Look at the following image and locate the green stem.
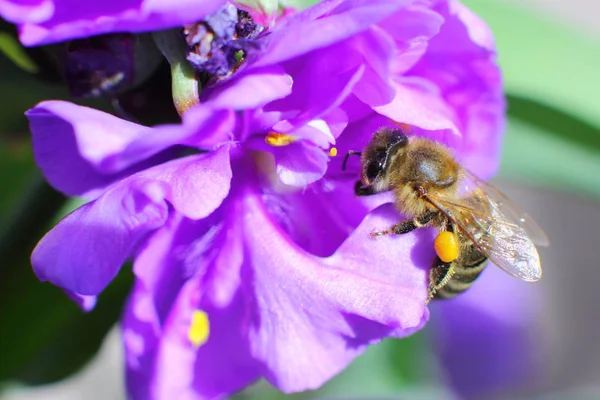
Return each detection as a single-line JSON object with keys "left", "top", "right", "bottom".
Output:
{"left": 152, "top": 30, "right": 200, "bottom": 116}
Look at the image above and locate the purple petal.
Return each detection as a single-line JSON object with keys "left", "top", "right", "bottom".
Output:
{"left": 28, "top": 101, "right": 153, "bottom": 197}
{"left": 150, "top": 276, "right": 260, "bottom": 400}
{"left": 430, "top": 267, "right": 543, "bottom": 399}
{"left": 124, "top": 215, "right": 189, "bottom": 400}
{"left": 266, "top": 43, "right": 365, "bottom": 127}
{"left": 128, "top": 165, "right": 430, "bottom": 396}
{"left": 64, "top": 289, "right": 97, "bottom": 311}
{"left": 248, "top": 121, "right": 335, "bottom": 187}
{"left": 242, "top": 191, "right": 428, "bottom": 392}
{"left": 28, "top": 101, "right": 234, "bottom": 197}
{"left": 139, "top": 146, "right": 233, "bottom": 221}
{"left": 125, "top": 206, "right": 257, "bottom": 399}
{"left": 10, "top": 0, "right": 227, "bottom": 46}
{"left": 0, "top": 0, "right": 53, "bottom": 23}
{"left": 254, "top": 0, "right": 412, "bottom": 68}
{"left": 407, "top": 0, "right": 504, "bottom": 178}
{"left": 31, "top": 175, "right": 170, "bottom": 295}
{"left": 123, "top": 280, "right": 161, "bottom": 400}
{"left": 264, "top": 173, "right": 392, "bottom": 258}
{"left": 349, "top": 28, "right": 396, "bottom": 107}
{"left": 32, "top": 151, "right": 232, "bottom": 295}
{"left": 373, "top": 78, "right": 461, "bottom": 135}
{"left": 272, "top": 140, "right": 329, "bottom": 186}
{"left": 205, "top": 65, "right": 293, "bottom": 110}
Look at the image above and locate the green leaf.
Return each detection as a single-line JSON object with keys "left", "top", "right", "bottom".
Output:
{"left": 500, "top": 95, "right": 600, "bottom": 198}
{"left": 461, "top": 0, "right": 600, "bottom": 131}
{"left": 0, "top": 32, "right": 38, "bottom": 74}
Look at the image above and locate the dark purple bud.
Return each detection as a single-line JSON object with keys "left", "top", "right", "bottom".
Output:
{"left": 62, "top": 33, "right": 162, "bottom": 98}
{"left": 183, "top": 4, "right": 265, "bottom": 85}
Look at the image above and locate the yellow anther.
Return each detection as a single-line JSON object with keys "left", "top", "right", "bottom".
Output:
{"left": 265, "top": 132, "right": 296, "bottom": 146}
{"left": 188, "top": 310, "right": 210, "bottom": 348}
{"left": 434, "top": 231, "right": 460, "bottom": 263}
{"left": 329, "top": 147, "right": 338, "bottom": 157}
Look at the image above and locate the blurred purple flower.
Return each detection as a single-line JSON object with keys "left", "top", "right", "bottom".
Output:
{"left": 0, "top": 0, "right": 227, "bottom": 46}
{"left": 26, "top": 0, "right": 504, "bottom": 398}
{"left": 430, "top": 267, "right": 544, "bottom": 399}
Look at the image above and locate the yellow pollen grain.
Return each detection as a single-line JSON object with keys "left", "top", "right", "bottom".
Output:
{"left": 329, "top": 147, "right": 338, "bottom": 157}
{"left": 188, "top": 310, "right": 210, "bottom": 348}
{"left": 265, "top": 132, "right": 296, "bottom": 146}
{"left": 434, "top": 231, "right": 460, "bottom": 263}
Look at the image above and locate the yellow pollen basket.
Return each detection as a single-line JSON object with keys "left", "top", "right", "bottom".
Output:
{"left": 434, "top": 231, "right": 460, "bottom": 263}
{"left": 188, "top": 310, "right": 210, "bottom": 348}
{"left": 265, "top": 132, "right": 296, "bottom": 146}
{"left": 329, "top": 147, "right": 338, "bottom": 157}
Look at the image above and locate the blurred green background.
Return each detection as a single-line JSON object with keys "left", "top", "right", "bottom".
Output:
{"left": 1, "top": 0, "right": 600, "bottom": 399}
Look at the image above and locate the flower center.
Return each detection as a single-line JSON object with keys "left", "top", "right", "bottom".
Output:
{"left": 183, "top": 3, "right": 264, "bottom": 85}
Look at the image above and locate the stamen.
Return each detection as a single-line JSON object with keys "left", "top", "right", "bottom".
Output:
{"left": 329, "top": 147, "right": 338, "bottom": 157}
{"left": 183, "top": 4, "right": 264, "bottom": 84}
{"left": 265, "top": 132, "right": 296, "bottom": 146}
{"left": 188, "top": 310, "right": 210, "bottom": 348}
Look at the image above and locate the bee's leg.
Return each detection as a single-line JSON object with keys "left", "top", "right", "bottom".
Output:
{"left": 354, "top": 180, "right": 378, "bottom": 196}
{"left": 427, "top": 258, "right": 455, "bottom": 303}
{"left": 371, "top": 209, "right": 438, "bottom": 237}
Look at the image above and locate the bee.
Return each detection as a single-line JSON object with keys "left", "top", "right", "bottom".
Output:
{"left": 342, "top": 128, "right": 549, "bottom": 302}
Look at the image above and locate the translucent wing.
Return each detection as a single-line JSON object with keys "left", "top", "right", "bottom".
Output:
{"left": 462, "top": 171, "right": 550, "bottom": 247}
{"left": 426, "top": 170, "right": 546, "bottom": 282}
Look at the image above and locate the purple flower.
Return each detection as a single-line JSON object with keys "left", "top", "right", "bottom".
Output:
{"left": 430, "top": 267, "right": 543, "bottom": 399}
{"left": 26, "top": 0, "right": 504, "bottom": 398}
{"left": 0, "top": 0, "right": 227, "bottom": 46}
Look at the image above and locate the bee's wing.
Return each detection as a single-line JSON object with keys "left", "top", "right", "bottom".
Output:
{"left": 426, "top": 171, "right": 546, "bottom": 282}
{"left": 463, "top": 171, "right": 550, "bottom": 247}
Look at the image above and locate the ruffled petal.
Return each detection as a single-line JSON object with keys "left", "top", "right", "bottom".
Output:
{"left": 267, "top": 43, "right": 365, "bottom": 127}
{"left": 272, "top": 140, "right": 329, "bottom": 186}
{"left": 31, "top": 175, "right": 170, "bottom": 295}
{"left": 28, "top": 101, "right": 234, "bottom": 197}
{"left": 125, "top": 168, "right": 429, "bottom": 396}
{"left": 126, "top": 202, "right": 257, "bottom": 400}
{"left": 373, "top": 78, "right": 461, "bottom": 136}
{"left": 32, "top": 151, "right": 232, "bottom": 295}
{"left": 28, "top": 100, "right": 153, "bottom": 197}
{"left": 150, "top": 276, "right": 260, "bottom": 400}
{"left": 254, "top": 0, "right": 411, "bottom": 68}
{"left": 124, "top": 214, "right": 191, "bottom": 400}
{"left": 11, "top": 0, "right": 227, "bottom": 46}
{"left": 205, "top": 65, "right": 293, "bottom": 110}
{"left": 249, "top": 121, "right": 336, "bottom": 187}
{"left": 407, "top": 0, "right": 505, "bottom": 178}
{"left": 0, "top": 0, "right": 53, "bottom": 24}
{"left": 242, "top": 191, "right": 429, "bottom": 392}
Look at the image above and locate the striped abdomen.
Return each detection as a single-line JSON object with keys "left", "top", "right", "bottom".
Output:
{"left": 431, "top": 242, "right": 488, "bottom": 299}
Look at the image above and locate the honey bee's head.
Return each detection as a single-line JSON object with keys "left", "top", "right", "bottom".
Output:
{"left": 360, "top": 128, "right": 409, "bottom": 189}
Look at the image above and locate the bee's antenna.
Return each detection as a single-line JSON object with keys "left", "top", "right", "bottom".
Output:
{"left": 342, "top": 151, "right": 361, "bottom": 171}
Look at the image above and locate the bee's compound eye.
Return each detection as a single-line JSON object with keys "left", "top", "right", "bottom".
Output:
{"left": 366, "top": 150, "right": 387, "bottom": 180}
{"left": 434, "top": 231, "right": 459, "bottom": 263}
